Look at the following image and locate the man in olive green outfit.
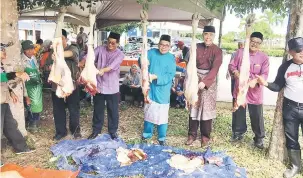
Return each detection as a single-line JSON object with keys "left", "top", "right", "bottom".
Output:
{"left": 21, "top": 40, "right": 43, "bottom": 133}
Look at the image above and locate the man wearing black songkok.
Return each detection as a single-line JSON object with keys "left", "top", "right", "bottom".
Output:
{"left": 139, "top": 34, "right": 176, "bottom": 146}
{"left": 185, "top": 25, "right": 223, "bottom": 147}
{"left": 108, "top": 32, "right": 121, "bottom": 42}
{"left": 85, "top": 31, "right": 125, "bottom": 140}
{"left": 229, "top": 31, "right": 270, "bottom": 150}
{"left": 51, "top": 29, "right": 81, "bottom": 140}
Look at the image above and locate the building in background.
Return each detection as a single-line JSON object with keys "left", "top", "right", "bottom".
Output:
{"left": 19, "top": 20, "right": 57, "bottom": 42}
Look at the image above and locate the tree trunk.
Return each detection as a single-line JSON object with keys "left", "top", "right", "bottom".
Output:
{"left": 218, "top": 6, "right": 226, "bottom": 48}
{"left": 1, "top": 0, "right": 27, "bottom": 136}
{"left": 218, "top": 20, "right": 223, "bottom": 48}
{"left": 267, "top": 0, "right": 303, "bottom": 162}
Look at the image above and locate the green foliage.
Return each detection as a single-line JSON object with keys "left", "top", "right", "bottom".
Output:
{"left": 260, "top": 10, "right": 285, "bottom": 26}
{"left": 239, "top": 21, "right": 274, "bottom": 39}
{"left": 221, "top": 43, "right": 238, "bottom": 53}
{"left": 102, "top": 22, "right": 140, "bottom": 35}
{"left": 262, "top": 48, "right": 284, "bottom": 57}
{"left": 136, "top": 0, "right": 159, "bottom": 11}
{"left": 253, "top": 21, "right": 273, "bottom": 39}
{"left": 196, "top": 34, "right": 203, "bottom": 41}
{"left": 221, "top": 43, "right": 284, "bottom": 57}
{"left": 222, "top": 32, "right": 237, "bottom": 43}
{"left": 206, "top": 0, "right": 289, "bottom": 17}
{"left": 18, "top": 0, "right": 99, "bottom": 11}
{"left": 238, "top": 18, "right": 281, "bottom": 40}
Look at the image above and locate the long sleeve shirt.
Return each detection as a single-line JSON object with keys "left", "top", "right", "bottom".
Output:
{"left": 139, "top": 48, "right": 176, "bottom": 104}
{"left": 94, "top": 46, "right": 124, "bottom": 94}
{"left": 267, "top": 59, "right": 303, "bottom": 103}
{"left": 1, "top": 63, "right": 16, "bottom": 104}
{"left": 227, "top": 51, "right": 237, "bottom": 78}
{"left": 123, "top": 71, "right": 141, "bottom": 86}
{"left": 229, "top": 49, "right": 270, "bottom": 105}
{"left": 0, "top": 72, "right": 16, "bottom": 82}
{"left": 196, "top": 43, "right": 223, "bottom": 88}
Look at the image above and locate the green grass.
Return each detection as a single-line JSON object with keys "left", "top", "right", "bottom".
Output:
{"left": 2, "top": 92, "right": 303, "bottom": 178}
{"left": 67, "top": 155, "right": 76, "bottom": 165}
{"left": 222, "top": 43, "right": 284, "bottom": 57}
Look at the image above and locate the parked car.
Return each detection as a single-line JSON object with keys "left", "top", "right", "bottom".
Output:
{"left": 128, "top": 37, "right": 138, "bottom": 43}
{"left": 135, "top": 37, "right": 158, "bottom": 47}
{"left": 173, "top": 37, "right": 202, "bottom": 48}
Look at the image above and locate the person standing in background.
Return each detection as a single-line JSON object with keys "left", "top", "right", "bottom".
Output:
{"left": 21, "top": 40, "right": 43, "bottom": 133}
{"left": 120, "top": 64, "right": 144, "bottom": 107}
{"left": 177, "top": 41, "right": 190, "bottom": 63}
{"left": 77, "top": 27, "right": 88, "bottom": 45}
{"left": 226, "top": 40, "right": 244, "bottom": 96}
{"left": 39, "top": 40, "right": 52, "bottom": 88}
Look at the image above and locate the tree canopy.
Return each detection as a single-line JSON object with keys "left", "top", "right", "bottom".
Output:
{"left": 261, "top": 10, "right": 285, "bottom": 26}
{"left": 206, "top": 0, "right": 289, "bottom": 17}
{"left": 102, "top": 22, "right": 140, "bottom": 35}
{"left": 17, "top": 0, "right": 99, "bottom": 11}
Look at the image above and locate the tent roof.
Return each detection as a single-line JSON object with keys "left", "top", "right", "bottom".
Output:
{"left": 19, "top": 0, "right": 223, "bottom": 29}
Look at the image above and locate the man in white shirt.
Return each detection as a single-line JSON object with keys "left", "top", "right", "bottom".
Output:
{"left": 257, "top": 37, "right": 303, "bottom": 178}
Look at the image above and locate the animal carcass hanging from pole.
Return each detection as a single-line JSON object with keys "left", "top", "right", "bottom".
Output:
{"left": 184, "top": 13, "right": 201, "bottom": 106}
{"left": 233, "top": 14, "right": 256, "bottom": 111}
{"left": 78, "top": 8, "right": 99, "bottom": 96}
{"left": 48, "top": 7, "right": 74, "bottom": 99}
{"left": 140, "top": 10, "right": 151, "bottom": 104}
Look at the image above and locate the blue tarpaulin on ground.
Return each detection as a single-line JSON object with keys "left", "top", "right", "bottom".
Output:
{"left": 51, "top": 134, "right": 246, "bottom": 178}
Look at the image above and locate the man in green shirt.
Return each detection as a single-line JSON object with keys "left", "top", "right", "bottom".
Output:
{"left": 21, "top": 40, "right": 43, "bottom": 133}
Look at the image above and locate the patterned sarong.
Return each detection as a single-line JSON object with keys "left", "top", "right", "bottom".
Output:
{"left": 189, "top": 69, "right": 217, "bottom": 121}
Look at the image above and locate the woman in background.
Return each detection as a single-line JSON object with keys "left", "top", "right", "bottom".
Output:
{"left": 120, "top": 64, "right": 144, "bottom": 107}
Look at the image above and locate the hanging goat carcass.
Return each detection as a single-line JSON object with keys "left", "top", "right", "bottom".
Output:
{"left": 233, "top": 14, "right": 256, "bottom": 111}
{"left": 78, "top": 10, "right": 99, "bottom": 96}
{"left": 184, "top": 13, "right": 200, "bottom": 106}
{"left": 48, "top": 9, "right": 74, "bottom": 98}
{"left": 140, "top": 10, "right": 151, "bottom": 104}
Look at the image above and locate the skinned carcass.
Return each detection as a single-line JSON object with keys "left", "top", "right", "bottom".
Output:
{"left": 233, "top": 14, "right": 256, "bottom": 111}
{"left": 184, "top": 13, "right": 200, "bottom": 106}
{"left": 78, "top": 9, "right": 99, "bottom": 96}
{"left": 48, "top": 8, "right": 74, "bottom": 98}
{"left": 140, "top": 10, "right": 151, "bottom": 104}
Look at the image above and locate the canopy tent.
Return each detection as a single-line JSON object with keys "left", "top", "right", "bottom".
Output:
{"left": 19, "top": 0, "right": 223, "bottom": 29}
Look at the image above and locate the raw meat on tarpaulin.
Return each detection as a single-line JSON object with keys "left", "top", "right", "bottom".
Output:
{"left": 234, "top": 14, "right": 256, "bottom": 111}
{"left": 184, "top": 13, "right": 200, "bottom": 106}
{"left": 78, "top": 11, "right": 99, "bottom": 96}
{"left": 48, "top": 9, "right": 74, "bottom": 99}
{"left": 140, "top": 10, "right": 151, "bottom": 104}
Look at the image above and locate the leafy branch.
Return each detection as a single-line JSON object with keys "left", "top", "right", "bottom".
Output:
{"left": 206, "top": 0, "right": 290, "bottom": 17}
{"left": 102, "top": 22, "right": 140, "bottom": 34}
{"left": 136, "top": 0, "right": 158, "bottom": 11}
{"left": 18, "top": 0, "right": 100, "bottom": 11}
